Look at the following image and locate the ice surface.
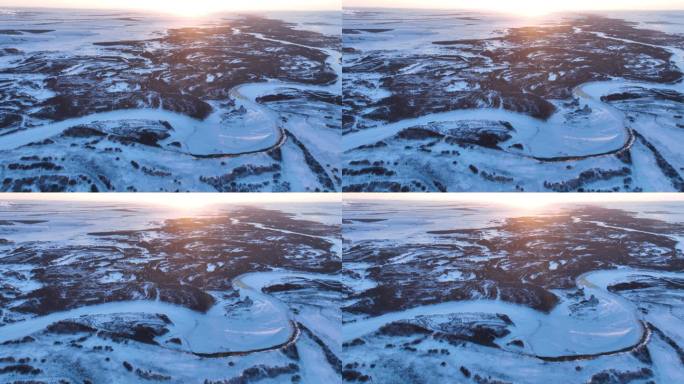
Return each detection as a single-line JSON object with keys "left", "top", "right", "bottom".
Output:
{"left": 0, "top": 9, "right": 342, "bottom": 192}
{"left": 342, "top": 9, "right": 684, "bottom": 192}
{"left": 0, "top": 199, "right": 342, "bottom": 383}
{"left": 342, "top": 198, "right": 684, "bottom": 383}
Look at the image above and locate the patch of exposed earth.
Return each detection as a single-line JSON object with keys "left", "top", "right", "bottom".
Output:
{"left": 342, "top": 201, "right": 684, "bottom": 383}
{"left": 0, "top": 13, "right": 341, "bottom": 192}
{"left": 343, "top": 12, "right": 684, "bottom": 192}
{"left": 0, "top": 204, "right": 342, "bottom": 383}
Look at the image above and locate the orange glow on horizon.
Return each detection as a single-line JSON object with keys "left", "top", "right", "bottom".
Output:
{"left": 346, "top": 193, "right": 684, "bottom": 212}
{"left": 343, "top": 0, "right": 684, "bottom": 17}
{"left": 0, "top": 193, "right": 341, "bottom": 211}
{"left": 2, "top": 193, "right": 679, "bottom": 211}
{"left": 0, "top": 0, "right": 341, "bottom": 17}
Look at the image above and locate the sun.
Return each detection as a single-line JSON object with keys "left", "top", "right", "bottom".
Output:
{"left": 163, "top": 3, "right": 217, "bottom": 17}
{"left": 476, "top": 0, "right": 564, "bottom": 17}
{"left": 0, "top": 193, "right": 340, "bottom": 211}
{"left": 73, "top": 0, "right": 340, "bottom": 17}
{"left": 347, "top": 193, "right": 684, "bottom": 213}
{"left": 128, "top": 0, "right": 223, "bottom": 17}
{"left": 346, "top": 0, "right": 684, "bottom": 16}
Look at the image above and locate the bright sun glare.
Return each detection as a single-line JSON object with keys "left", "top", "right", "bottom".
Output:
{"left": 7, "top": 0, "right": 341, "bottom": 17}
{"left": 110, "top": 0, "right": 253, "bottom": 17}
{"left": 350, "top": 193, "right": 684, "bottom": 212}
{"left": 158, "top": 2, "right": 217, "bottom": 17}
{"left": 477, "top": 0, "right": 562, "bottom": 17}
{"left": 0, "top": 193, "right": 340, "bottom": 212}
{"left": 435, "top": 0, "right": 669, "bottom": 17}
{"left": 343, "top": 0, "right": 684, "bottom": 17}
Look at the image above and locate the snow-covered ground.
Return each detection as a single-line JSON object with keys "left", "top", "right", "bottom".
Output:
{"left": 342, "top": 198, "right": 684, "bottom": 383}
{"left": 0, "top": 198, "right": 341, "bottom": 383}
{"left": 1, "top": 197, "right": 683, "bottom": 382}
{"left": 0, "top": 9, "right": 342, "bottom": 192}
{"left": 342, "top": 10, "right": 684, "bottom": 192}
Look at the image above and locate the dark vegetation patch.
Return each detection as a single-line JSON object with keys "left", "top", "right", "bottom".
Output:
{"left": 344, "top": 206, "right": 684, "bottom": 316}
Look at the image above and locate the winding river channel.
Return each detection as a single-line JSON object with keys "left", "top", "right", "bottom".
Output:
{"left": 343, "top": 268, "right": 683, "bottom": 360}
{"left": 0, "top": 29, "right": 341, "bottom": 158}
{"left": 343, "top": 30, "right": 684, "bottom": 162}
{"left": 0, "top": 270, "right": 338, "bottom": 357}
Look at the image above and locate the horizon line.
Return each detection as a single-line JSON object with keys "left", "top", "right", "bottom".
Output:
{"left": 343, "top": 6, "right": 684, "bottom": 12}
{"left": 0, "top": 193, "right": 341, "bottom": 206}
{"left": 0, "top": 5, "right": 340, "bottom": 14}
{"left": 3, "top": 5, "right": 682, "bottom": 14}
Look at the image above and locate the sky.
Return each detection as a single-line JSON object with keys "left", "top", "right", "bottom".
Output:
{"left": 1, "top": 193, "right": 680, "bottom": 211}
{"left": 348, "top": 193, "right": 684, "bottom": 210}
{"left": 0, "top": 193, "right": 341, "bottom": 210}
{"left": 2, "top": 0, "right": 681, "bottom": 16}
{"left": 344, "top": 0, "right": 684, "bottom": 15}
{"left": 0, "top": 0, "right": 341, "bottom": 15}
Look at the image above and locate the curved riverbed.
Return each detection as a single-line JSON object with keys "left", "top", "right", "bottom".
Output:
{"left": 343, "top": 269, "right": 683, "bottom": 359}
{"left": 343, "top": 31, "right": 684, "bottom": 161}
{"left": 0, "top": 31, "right": 341, "bottom": 157}
{"left": 0, "top": 270, "right": 337, "bottom": 356}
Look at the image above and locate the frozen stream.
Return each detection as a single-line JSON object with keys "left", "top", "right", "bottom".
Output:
{"left": 343, "top": 268, "right": 683, "bottom": 359}
{"left": 0, "top": 270, "right": 337, "bottom": 356}
{"left": 0, "top": 32, "right": 341, "bottom": 157}
{"left": 343, "top": 31, "right": 684, "bottom": 161}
